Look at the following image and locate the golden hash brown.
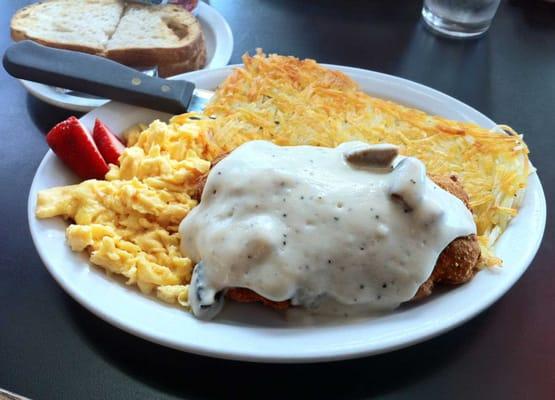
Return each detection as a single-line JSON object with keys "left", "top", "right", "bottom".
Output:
{"left": 200, "top": 51, "right": 530, "bottom": 266}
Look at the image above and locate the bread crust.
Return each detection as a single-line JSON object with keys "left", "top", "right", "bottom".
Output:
{"left": 10, "top": 31, "right": 102, "bottom": 55}
{"left": 156, "top": 45, "right": 206, "bottom": 77}
{"left": 105, "top": 29, "right": 205, "bottom": 69}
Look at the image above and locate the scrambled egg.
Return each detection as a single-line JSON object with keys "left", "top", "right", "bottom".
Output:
{"left": 36, "top": 117, "right": 216, "bottom": 307}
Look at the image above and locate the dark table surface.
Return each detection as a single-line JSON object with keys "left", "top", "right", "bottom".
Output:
{"left": 1, "top": 0, "right": 554, "bottom": 399}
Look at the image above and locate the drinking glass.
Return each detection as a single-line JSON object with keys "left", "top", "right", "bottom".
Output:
{"left": 422, "top": 0, "right": 502, "bottom": 38}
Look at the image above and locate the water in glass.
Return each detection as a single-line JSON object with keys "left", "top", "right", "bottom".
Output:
{"left": 422, "top": 0, "right": 501, "bottom": 38}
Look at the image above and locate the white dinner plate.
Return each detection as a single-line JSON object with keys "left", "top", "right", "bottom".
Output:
{"left": 28, "top": 64, "right": 546, "bottom": 363}
{"left": 19, "top": 1, "right": 233, "bottom": 112}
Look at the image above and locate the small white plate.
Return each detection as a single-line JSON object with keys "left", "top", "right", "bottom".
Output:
{"left": 19, "top": 2, "right": 233, "bottom": 112}
{"left": 28, "top": 65, "right": 546, "bottom": 363}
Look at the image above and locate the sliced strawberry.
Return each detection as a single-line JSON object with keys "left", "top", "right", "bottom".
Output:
{"left": 46, "top": 116, "right": 109, "bottom": 180}
{"left": 92, "top": 119, "right": 125, "bottom": 166}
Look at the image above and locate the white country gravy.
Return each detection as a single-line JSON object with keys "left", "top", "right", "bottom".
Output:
{"left": 179, "top": 141, "right": 476, "bottom": 319}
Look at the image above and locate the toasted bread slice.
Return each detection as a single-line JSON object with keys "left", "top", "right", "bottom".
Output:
{"left": 10, "top": 1, "right": 206, "bottom": 74}
{"left": 105, "top": 4, "right": 205, "bottom": 67}
{"left": 11, "top": 0, "right": 124, "bottom": 54}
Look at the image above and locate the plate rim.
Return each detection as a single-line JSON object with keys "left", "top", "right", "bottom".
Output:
{"left": 27, "top": 64, "right": 547, "bottom": 363}
{"left": 18, "top": 1, "right": 233, "bottom": 112}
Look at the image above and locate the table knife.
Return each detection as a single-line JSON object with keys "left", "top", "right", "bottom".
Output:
{"left": 2, "top": 40, "right": 212, "bottom": 113}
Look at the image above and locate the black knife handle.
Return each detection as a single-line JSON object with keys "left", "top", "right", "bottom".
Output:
{"left": 3, "top": 40, "right": 194, "bottom": 114}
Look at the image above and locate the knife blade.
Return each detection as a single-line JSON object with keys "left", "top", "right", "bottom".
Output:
{"left": 2, "top": 40, "right": 213, "bottom": 114}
